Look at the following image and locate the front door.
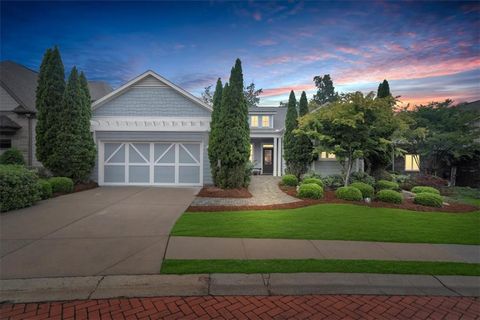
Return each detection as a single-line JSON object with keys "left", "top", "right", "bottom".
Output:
{"left": 262, "top": 147, "right": 273, "bottom": 174}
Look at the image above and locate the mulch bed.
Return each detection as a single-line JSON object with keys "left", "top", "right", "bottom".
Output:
{"left": 196, "top": 186, "right": 252, "bottom": 198}
{"left": 186, "top": 185, "right": 479, "bottom": 213}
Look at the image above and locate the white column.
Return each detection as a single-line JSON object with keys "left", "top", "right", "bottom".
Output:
{"left": 273, "top": 138, "right": 278, "bottom": 177}
{"left": 278, "top": 137, "right": 282, "bottom": 176}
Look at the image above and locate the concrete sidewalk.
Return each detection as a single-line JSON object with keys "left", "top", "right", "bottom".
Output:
{"left": 1, "top": 273, "right": 479, "bottom": 303}
{"left": 166, "top": 237, "right": 480, "bottom": 263}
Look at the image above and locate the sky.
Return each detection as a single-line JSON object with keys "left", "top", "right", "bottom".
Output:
{"left": 1, "top": 1, "right": 479, "bottom": 106}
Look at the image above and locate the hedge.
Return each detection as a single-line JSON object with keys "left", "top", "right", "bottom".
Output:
{"left": 335, "top": 186, "right": 362, "bottom": 201}
{"left": 0, "top": 165, "right": 40, "bottom": 212}
{"left": 301, "top": 177, "right": 323, "bottom": 188}
{"left": 350, "top": 182, "right": 374, "bottom": 199}
{"left": 0, "top": 148, "right": 25, "bottom": 165}
{"left": 298, "top": 183, "right": 323, "bottom": 199}
{"left": 414, "top": 192, "right": 443, "bottom": 207}
{"left": 38, "top": 179, "right": 53, "bottom": 200}
{"left": 376, "top": 180, "right": 400, "bottom": 191}
{"left": 376, "top": 189, "right": 403, "bottom": 204}
{"left": 411, "top": 186, "right": 440, "bottom": 195}
{"left": 281, "top": 174, "right": 298, "bottom": 187}
{"left": 49, "top": 177, "right": 74, "bottom": 193}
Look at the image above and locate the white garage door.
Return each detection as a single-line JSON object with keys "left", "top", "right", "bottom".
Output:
{"left": 100, "top": 142, "right": 203, "bottom": 186}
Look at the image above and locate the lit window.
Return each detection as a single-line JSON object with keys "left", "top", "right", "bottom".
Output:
{"left": 249, "top": 144, "right": 253, "bottom": 162}
{"left": 262, "top": 116, "right": 270, "bottom": 127}
{"left": 405, "top": 154, "right": 420, "bottom": 171}
{"left": 320, "top": 152, "right": 336, "bottom": 159}
{"left": 250, "top": 116, "right": 259, "bottom": 127}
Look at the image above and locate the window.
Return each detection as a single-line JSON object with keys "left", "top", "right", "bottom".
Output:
{"left": 262, "top": 116, "right": 271, "bottom": 128}
{"left": 249, "top": 144, "right": 253, "bottom": 162}
{"left": 320, "top": 152, "right": 336, "bottom": 159}
{"left": 405, "top": 154, "right": 420, "bottom": 171}
{"left": 250, "top": 116, "right": 259, "bottom": 127}
{"left": 0, "top": 139, "right": 12, "bottom": 150}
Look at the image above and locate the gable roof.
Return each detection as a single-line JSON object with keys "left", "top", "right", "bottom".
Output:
{"left": 92, "top": 70, "right": 212, "bottom": 112}
{"left": 0, "top": 60, "right": 113, "bottom": 113}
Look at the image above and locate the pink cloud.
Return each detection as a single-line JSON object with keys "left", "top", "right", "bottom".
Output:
{"left": 261, "top": 84, "right": 314, "bottom": 97}
{"left": 336, "top": 46, "right": 362, "bottom": 55}
{"left": 256, "top": 38, "right": 277, "bottom": 46}
{"left": 253, "top": 11, "right": 262, "bottom": 21}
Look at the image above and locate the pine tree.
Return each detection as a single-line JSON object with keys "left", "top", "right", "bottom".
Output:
{"left": 377, "top": 79, "right": 391, "bottom": 98}
{"left": 296, "top": 91, "right": 313, "bottom": 174}
{"left": 312, "top": 74, "right": 337, "bottom": 104}
{"left": 208, "top": 78, "right": 223, "bottom": 184}
{"left": 284, "top": 91, "right": 298, "bottom": 174}
{"left": 35, "top": 46, "right": 65, "bottom": 169}
{"left": 216, "top": 59, "right": 250, "bottom": 188}
{"left": 299, "top": 91, "right": 309, "bottom": 116}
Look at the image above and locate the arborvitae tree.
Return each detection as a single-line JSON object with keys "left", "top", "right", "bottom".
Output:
{"left": 377, "top": 79, "right": 391, "bottom": 98}
{"left": 299, "top": 91, "right": 309, "bottom": 117}
{"left": 296, "top": 91, "right": 313, "bottom": 175}
{"left": 312, "top": 74, "right": 337, "bottom": 104}
{"left": 283, "top": 91, "right": 298, "bottom": 174}
{"left": 216, "top": 59, "right": 250, "bottom": 188}
{"left": 208, "top": 78, "right": 223, "bottom": 184}
{"left": 35, "top": 46, "right": 65, "bottom": 169}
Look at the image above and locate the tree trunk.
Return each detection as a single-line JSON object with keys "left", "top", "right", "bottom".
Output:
{"left": 344, "top": 158, "right": 353, "bottom": 187}
{"left": 450, "top": 166, "right": 457, "bottom": 187}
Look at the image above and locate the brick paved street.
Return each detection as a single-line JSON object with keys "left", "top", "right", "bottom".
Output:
{"left": 1, "top": 295, "right": 479, "bottom": 320}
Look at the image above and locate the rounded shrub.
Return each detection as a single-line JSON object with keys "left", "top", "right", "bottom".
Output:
{"left": 301, "top": 177, "right": 323, "bottom": 188}
{"left": 376, "top": 189, "right": 403, "bottom": 204}
{"left": 335, "top": 186, "right": 363, "bottom": 201}
{"left": 0, "top": 165, "right": 40, "bottom": 212}
{"left": 281, "top": 174, "right": 298, "bottom": 187}
{"left": 376, "top": 180, "right": 399, "bottom": 191}
{"left": 350, "top": 182, "right": 374, "bottom": 199}
{"left": 414, "top": 192, "right": 443, "bottom": 207}
{"left": 323, "top": 174, "right": 344, "bottom": 189}
{"left": 350, "top": 172, "right": 375, "bottom": 186}
{"left": 0, "top": 148, "right": 25, "bottom": 165}
{"left": 298, "top": 183, "right": 324, "bottom": 199}
{"left": 49, "top": 177, "right": 74, "bottom": 194}
{"left": 37, "top": 179, "right": 53, "bottom": 200}
{"left": 411, "top": 186, "right": 440, "bottom": 195}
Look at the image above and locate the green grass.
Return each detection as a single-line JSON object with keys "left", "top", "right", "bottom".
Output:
{"left": 161, "top": 259, "right": 480, "bottom": 276}
{"left": 172, "top": 204, "right": 480, "bottom": 244}
{"left": 447, "top": 187, "right": 480, "bottom": 207}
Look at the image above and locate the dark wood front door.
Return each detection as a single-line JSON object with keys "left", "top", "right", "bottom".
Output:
{"left": 262, "top": 148, "right": 273, "bottom": 174}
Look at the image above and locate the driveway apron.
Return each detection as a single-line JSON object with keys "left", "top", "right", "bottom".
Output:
{"left": 0, "top": 186, "right": 198, "bottom": 279}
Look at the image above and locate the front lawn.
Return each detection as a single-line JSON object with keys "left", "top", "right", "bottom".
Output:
{"left": 447, "top": 187, "right": 480, "bottom": 207}
{"left": 161, "top": 259, "right": 480, "bottom": 276}
{"left": 171, "top": 204, "right": 480, "bottom": 244}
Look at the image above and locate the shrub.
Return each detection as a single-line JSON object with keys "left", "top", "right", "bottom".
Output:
{"left": 414, "top": 192, "right": 443, "bottom": 207}
{"left": 411, "top": 186, "right": 440, "bottom": 195}
{"left": 372, "top": 169, "right": 393, "bottom": 181}
{"left": 391, "top": 174, "right": 410, "bottom": 184}
{"left": 281, "top": 174, "right": 298, "bottom": 187}
{"left": 323, "top": 174, "right": 344, "bottom": 189}
{"left": 0, "top": 165, "right": 40, "bottom": 212}
{"left": 376, "top": 180, "right": 400, "bottom": 191}
{"left": 336, "top": 186, "right": 362, "bottom": 201}
{"left": 413, "top": 174, "right": 448, "bottom": 188}
{"left": 302, "top": 171, "right": 322, "bottom": 180}
{"left": 301, "top": 177, "right": 324, "bottom": 188}
{"left": 49, "top": 177, "right": 74, "bottom": 193}
{"left": 0, "top": 148, "right": 25, "bottom": 165}
{"left": 350, "top": 172, "right": 375, "bottom": 186}
{"left": 298, "top": 183, "right": 324, "bottom": 199}
{"left": 37, "top": 179, "right": 52, "bottom": 200}
{"left": 350, "top": 182, "right": 374, "bottom": 199}
{"left": 376, "top": 189, "right": 403, "bottom": 204}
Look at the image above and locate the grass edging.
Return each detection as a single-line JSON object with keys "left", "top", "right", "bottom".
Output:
{"left": 161, "top": 259, "right": 480, "bottom": 276}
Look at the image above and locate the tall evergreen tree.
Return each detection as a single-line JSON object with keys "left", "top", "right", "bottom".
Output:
{"left": 377, "top": 79, "right": 391, "bottom": 98}
{"left": 296, "top": 91, "right": 313, "bottom": 174}
{"left": 208, "top": 78, "right": 223, "bottom": 184}
{"left": 35, "top": 46, "right": 65, "bottom": 169}
{"left": 216, "top": 59, "right": 250, "bottom": 188}
{"left": 284, "top": 91, "right": 298, "bottom": 174}
{"left": 299, "top": 91, "right": 309, "bottom": 116}
{"left": 312, "top": 74, "right": 337, "bottom": 104}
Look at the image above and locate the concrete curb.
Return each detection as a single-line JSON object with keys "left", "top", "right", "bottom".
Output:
{"left": 1, "top": 273, "right": 479, "bottom": 303}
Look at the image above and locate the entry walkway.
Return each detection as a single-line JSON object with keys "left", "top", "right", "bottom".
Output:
{"left": 166, "top": 237, "right": 480, "bottom": 263}
{"left": 191, "top": 176, "right": 299, "bottom": 206}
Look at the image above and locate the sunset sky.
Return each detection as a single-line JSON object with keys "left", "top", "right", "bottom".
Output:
{"left": 1, "top": 1, "right": 479, "bottom": 106}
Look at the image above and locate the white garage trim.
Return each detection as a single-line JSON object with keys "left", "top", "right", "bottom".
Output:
{"left": 99, "top": 141, "right": 203, "bottom": 187}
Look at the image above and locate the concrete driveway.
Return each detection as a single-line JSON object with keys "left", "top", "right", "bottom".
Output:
{"left": 0, "top": 186, "right": 198, "bottom": 279}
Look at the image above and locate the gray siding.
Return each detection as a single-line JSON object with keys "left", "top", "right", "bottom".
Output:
{"left": 92, "top": 131, "right": 212, "bottom": 185}
{"left": 93, "top": 87, "right": 210, "bottom": 117}
{"left": 311, "top": 160, "right": 343, "bottom": 176}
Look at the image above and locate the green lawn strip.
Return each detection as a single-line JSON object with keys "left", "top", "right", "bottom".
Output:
{"left": 160, "top": 259, "right": 480, "bottom": 276}
{"left": 447, "top": 187, "right": 480, "bottom": 207}
{"left": 172, "top": 204, "right": 480, "bottom": 244}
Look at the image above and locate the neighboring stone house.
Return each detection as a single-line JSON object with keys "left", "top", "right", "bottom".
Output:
{"left": 0, "top": 61, "right": 112, "bottom": 166}
{"left": 90, "top": 70, "right": 357, "bottom": 187}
